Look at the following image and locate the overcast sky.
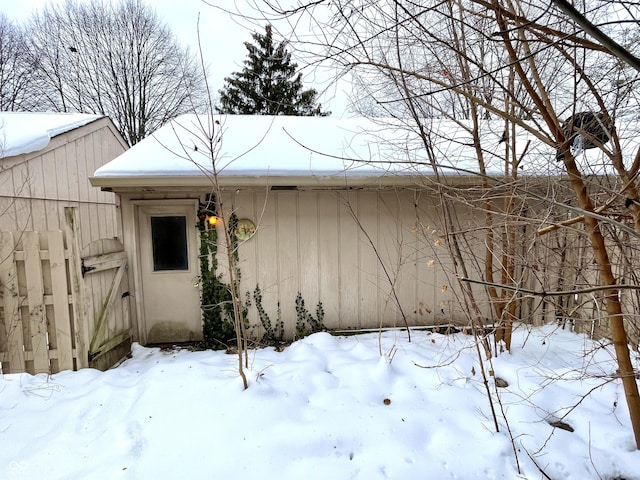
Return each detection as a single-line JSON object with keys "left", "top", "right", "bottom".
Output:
{"left": 1, "top": 0, "right": 349, "bottom": 115}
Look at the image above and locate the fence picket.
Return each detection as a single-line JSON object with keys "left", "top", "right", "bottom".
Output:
{"left": 0, "top": 232, "right": 25, "bottom": 373}
{"left": 65, "top": 207, "right": 89, "bottom": 369}
{"left": 48, "top": 231, "right": 74, "bottom": 371}
{"left": 23, "top": 232, "right": 49, "bottom": 374}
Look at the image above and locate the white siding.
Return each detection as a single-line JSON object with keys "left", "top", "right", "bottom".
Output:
{"left": 225, "top": 189, "right": 463, "bottom": 334}
{"left": 0, "top": 119, "right": 127, "bottom": 248}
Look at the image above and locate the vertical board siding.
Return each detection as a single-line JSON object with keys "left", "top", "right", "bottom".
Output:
{"left": 276, "top": 192, "right": 300, "bottom": 333}
{"left": 66, "top": 140, "right": 80, "bottom": 202}
{"left": 122, "top": 187, "right": 637, "bottom": 346}
{"left": 338, "top": 192, "right": 361, "bottom": 329}
{"left": 233, "top": 190, "right": 259, "bottom": 308}
{"left": 358, "top": 191, "right": 383, "bottom": 329}
{"left": 76, "top": 136, "right": 90, "bottom": 206}
{"left": 42, "top": 150, "right": 60, "bottom": 230}
{"left": 31, "top": 156, "right": 46, "bottom": 199}
{"left": 45, "top": 200, "right": 60, "bottom": 231}
{"left": 28, "top": 199, "right": 45, "bottom": 232}
{"left": 55, "top": 147, "right": 70, "bottom": 202}
{"left": 383, "top": 195, "right": 402, "bottom": 322}
{"left": 87, "top": 202, "right": 99, "bottom": 241}
{"left": 253, "top": 191, "right": 280, "bottom": 322}
{"left": 0, "top": 123, "right": 123, "bottom": 249}
{"left": 231, "top": 189, "right": 460, "bottom": 335}
{"left": 12, "top": 198, "right": 31, "bottom": 232}
{"left": 317, "top": 193, "right": 340, "bottom": 327}
{"left": 298, "top": 192, "right": 320, "bottom": 317}
{"left": 96, "top": 130, "right": 111, "bottom": 203}
{"left": 85, "top": 132, "right": 98, "bottom": 204}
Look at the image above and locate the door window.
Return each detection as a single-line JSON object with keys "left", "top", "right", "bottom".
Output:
{"left": 150, "top": 215, "right": 188, "bottom": 271}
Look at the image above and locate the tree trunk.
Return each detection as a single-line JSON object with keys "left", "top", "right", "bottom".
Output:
{"left": 563, "top": 155, "right": 640, "bottom": 449}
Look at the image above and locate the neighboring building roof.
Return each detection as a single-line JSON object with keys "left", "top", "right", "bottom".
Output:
{"left": 0, "top": 112, "right": 103, "bottom": 159}
{"left": 92, "top": 114, "right": 632, "bottom": 190}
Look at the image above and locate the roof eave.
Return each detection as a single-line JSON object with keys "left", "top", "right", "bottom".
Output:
{"left": 89, "top": 173, "right": 467, "bottom": 192}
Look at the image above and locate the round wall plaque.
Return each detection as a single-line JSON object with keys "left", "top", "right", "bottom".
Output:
{"left": 235, "top": 218, "right": 256, "bottom": 241}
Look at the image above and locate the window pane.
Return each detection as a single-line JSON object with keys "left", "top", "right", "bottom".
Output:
{"left": 151, "top": 216, "right": 188, "bottom": 271}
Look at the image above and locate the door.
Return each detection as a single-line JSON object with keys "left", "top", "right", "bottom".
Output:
{"left": 138, "top": 203, "right": 201, "bottom": 344}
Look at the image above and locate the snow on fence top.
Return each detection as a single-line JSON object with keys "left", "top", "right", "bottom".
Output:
{"left": 0, "top": 112, "right": 102, "bottom": 159}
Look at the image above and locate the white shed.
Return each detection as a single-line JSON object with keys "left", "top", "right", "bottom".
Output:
{"left": 90, "top": 114, "right": 499, "bottom": 345}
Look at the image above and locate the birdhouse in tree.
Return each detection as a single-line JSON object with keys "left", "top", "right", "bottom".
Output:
{"left": 556, "top": 111, "right": 612, "bottom": 161}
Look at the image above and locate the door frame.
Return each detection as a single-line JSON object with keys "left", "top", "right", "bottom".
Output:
{"left": 131, "top": 199, "right": 200, "bottom": 344}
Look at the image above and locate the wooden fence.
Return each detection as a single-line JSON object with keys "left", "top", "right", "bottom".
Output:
{"left": 0, "top": 208, "right": 131, "bottom": 374}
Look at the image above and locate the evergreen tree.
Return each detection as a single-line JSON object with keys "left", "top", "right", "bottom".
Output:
{"left": 217, "top": 25, "right": 329, "bottom": 116}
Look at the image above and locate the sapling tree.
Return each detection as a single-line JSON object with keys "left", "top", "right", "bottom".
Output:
{"left": 175, "top": 116, "right": 249, "bottom": 389}
{"left": 160, "top": 19, "right": 252, "bottom": 389}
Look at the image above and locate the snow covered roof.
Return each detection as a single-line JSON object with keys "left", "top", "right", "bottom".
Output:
{"left": 0, "top": 112, "right": 103, "bottom": 159}
{"left": 91, "top": 114, "right": 598, "bottom": 190}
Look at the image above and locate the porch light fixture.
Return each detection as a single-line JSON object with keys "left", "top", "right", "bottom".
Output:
{"left": 199, "top": 194, "right": 219, "bottom": 228}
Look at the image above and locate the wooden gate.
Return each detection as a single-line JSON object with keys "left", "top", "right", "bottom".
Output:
{"left": 81, "top": 238, "right": 131, "bottom": 371}
{"left": 0, "top": 209, "right": 131, "bottom": 374}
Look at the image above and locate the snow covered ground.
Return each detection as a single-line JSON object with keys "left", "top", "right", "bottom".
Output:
{"left": 1, "top": 324, "right": 639, "bottom": 479}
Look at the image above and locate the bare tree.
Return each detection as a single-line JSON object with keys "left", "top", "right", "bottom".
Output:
{"left": 232, "top": 0, "right": 640, "bottom": 447}
{"left": 0, "top": 14, "right": 34, "bottom": 111}
{"left": 167, "top": 113, "right": 249, "bottom": 390}
{"left": 26, "top": 0, "right": 206, "bottom": 145}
